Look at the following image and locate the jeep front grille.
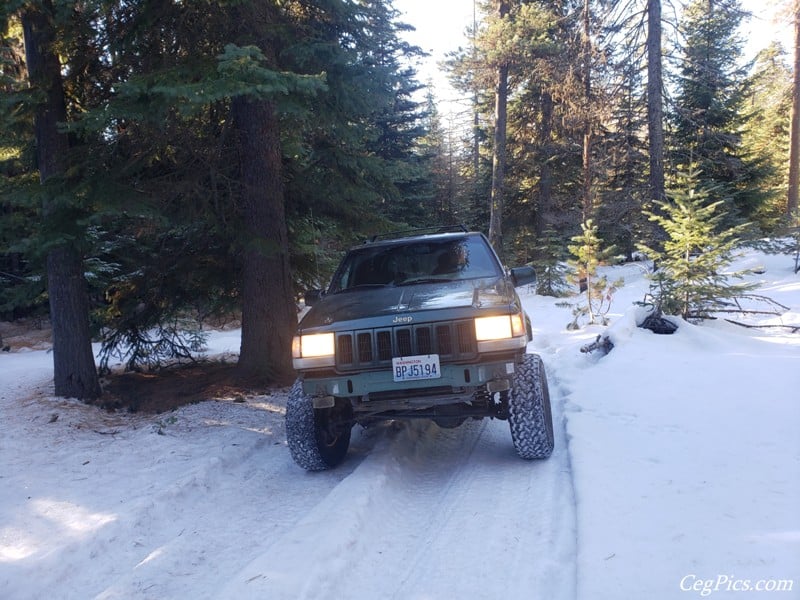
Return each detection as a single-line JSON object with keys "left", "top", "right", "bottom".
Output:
{"left": 377, "top": 330, "right": 392, "bottom": 360}
{"left": 335, "top": 320, "right": 477, "bottom": 371}
{"left": 357, "top": 332, "right": 372, "bottom": 362}
{"left": 338, "top": 335, "right": 353, "bottom": 364}
{"left": 396, "top": 329, "right": 412, "bottom": 357}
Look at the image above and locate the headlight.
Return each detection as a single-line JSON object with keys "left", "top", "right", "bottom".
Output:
{"left": 292, "top": 332, "right": 335, "bottom": 358}
{"left": 292, "top": 332, "right": 336, "bottom": 370}
{"left": 475, "top": 313, "right": 527, "bottom": 342}
{"left": 475, "top": 315, "right": 512, "bottom": 341}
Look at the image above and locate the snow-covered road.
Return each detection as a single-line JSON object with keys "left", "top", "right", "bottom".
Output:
{"left": 2, "top": 246, "right": 799, "bottom": 599}
{"left": 222, "top": 409, "right": 576, "bottom": 599}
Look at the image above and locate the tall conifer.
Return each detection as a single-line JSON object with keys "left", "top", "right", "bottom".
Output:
{"left": 19, "top": 1, "right": 101, "bottom": 399}
{"left": 670, "top": 0, "right": 766, "bottom": 224}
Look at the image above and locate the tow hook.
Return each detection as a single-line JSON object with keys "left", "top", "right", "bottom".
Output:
{"left": 486, "top": 378, "right": 511, "bottom": 394}
{"left": 313, "top": 395, "right": 335, "bottom": 409}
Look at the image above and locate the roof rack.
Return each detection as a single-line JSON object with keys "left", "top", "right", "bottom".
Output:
{"left": 367, "top": 225, "right": 468, "bottom": 243}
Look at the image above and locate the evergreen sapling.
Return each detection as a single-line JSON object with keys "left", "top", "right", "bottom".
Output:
{"left": 638, "top": 171, "right": 755, "bottom": 321}
{"left": 567, "top": 219, "right": 624, "bottom": 329}
{"left": 531, "top": 226, "right": 571, "bottom": 297}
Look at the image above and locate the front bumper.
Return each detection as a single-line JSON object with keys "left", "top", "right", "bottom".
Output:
{"left": 299, "top": 356, "right": 519, "bottom": 401}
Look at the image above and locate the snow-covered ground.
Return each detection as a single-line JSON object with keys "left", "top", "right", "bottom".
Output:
{"left": 1, "top": 246, "right": 798, "bottom": 599}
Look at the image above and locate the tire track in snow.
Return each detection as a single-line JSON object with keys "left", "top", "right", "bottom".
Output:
{"left": 386, "top": 392, "right": 577, "bottom": 600}
{"left": 219, "top": 380, "right": 577, "bottom": 600}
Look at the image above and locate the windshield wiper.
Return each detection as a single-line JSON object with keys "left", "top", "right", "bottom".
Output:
{"left": 335, "top": 283, "right": 394, "bottom": 293}
{"left": 396, "top": 277, "right": 455, "bottom": 286}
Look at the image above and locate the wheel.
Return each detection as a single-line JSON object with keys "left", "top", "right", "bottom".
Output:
{"left": 286, "top": 380, "right": 353, "bottom": 471}
{"left": 508, "top": 353, "right": 554, "bottom": 459}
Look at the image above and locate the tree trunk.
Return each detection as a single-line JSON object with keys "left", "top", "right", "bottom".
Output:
{"left": 535, "top": 90, "right": 554, "bottom": 244}
{"left": 489, "top": 61, "right": 508, "bottom": 253}
{"left": 647, "top": 0, "right": 665, "bottom": 206}
{"left": 581, "top": 0, "right": 593, "bottom": 219}
{"left": 488, "top": 1, "right": 510, "bottom": 254}
{"left": 21, "top": 2, "right": 100, "bottom": 400}
{"left": 788, "top": 0, "right": 800, "bottom": 216}
{"left": 232, "top": 96, "right": 296, "bottom": 382}
{"left": 472, "top": 0, "right": 481, "bottom": 218}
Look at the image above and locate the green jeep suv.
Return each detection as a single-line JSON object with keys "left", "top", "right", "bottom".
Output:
{"left": 287, "top": 228, "right": 554, "bottom": 470}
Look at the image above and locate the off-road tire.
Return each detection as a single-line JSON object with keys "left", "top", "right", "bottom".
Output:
{"left": 508, "top": 353, "right": 554, "bottom": 459}
{"left": 286, "top": 380, "right": 353, "bottom": 471}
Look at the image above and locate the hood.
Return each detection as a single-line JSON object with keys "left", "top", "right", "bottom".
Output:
{"left": 299, "top": 277, "right": 514, "bottom": 330}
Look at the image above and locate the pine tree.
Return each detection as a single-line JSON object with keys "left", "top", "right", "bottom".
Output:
{"left": 742, "top": 43, "right": 792, "bottom": 230}
{"left": 596, "top": 0, "right": 655, "bottom": 256}
{"left": 281, "top": 0, "right": 430, "bottom": 237}
{"left": 416, "top": 91, "right": 454, "bottom": 226}
{"left": 448, "top": 1, "right": 560, "bottom": 249}
{"left": 17, "top": 1, "right": 101, "bottom": 399}
{"left": 670, "top": 0, "right": 766, "bottom": 224}
{"left": 226, "top": 3, "right": 302, "bottom": 381}
{"left": 356, "top": 0, "right": 432, "bottom": 228}
{"left": 0, "top": 13, "right": 40, "bottom": 318}
{"left": 640, "top": 170, "right": 755, "bottom": 320}
{"left": 530, "top": 226, "right": 571, "bottom": 297}
{"left": 567, "top": 219, "right": 623, "bottom": 327}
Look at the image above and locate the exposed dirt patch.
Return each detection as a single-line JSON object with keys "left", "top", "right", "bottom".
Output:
{"left": 0, "top": 318, "right": 52, "bottom": 351}
{"left": 99, "top": 362, "right": 279, "bottom": 414}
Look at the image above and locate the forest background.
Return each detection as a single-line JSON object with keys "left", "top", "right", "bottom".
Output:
{"left": 1, "top": 0, "right": 799, "bottom": 400}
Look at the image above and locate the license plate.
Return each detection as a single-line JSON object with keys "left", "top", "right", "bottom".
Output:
{"left": 392, "top": 354, "right": 441, "bottom": 382}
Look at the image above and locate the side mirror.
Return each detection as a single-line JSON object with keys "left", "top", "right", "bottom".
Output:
{"left": 510, "top": 266, "right": 536, "bottom": 288}
{"left": 304, "top": 289, "right": 324, "bottom": 306}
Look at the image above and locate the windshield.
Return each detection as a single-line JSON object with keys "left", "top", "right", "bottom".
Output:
{"left": 330, "top": 236, "right": 502, "bottom": 292}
